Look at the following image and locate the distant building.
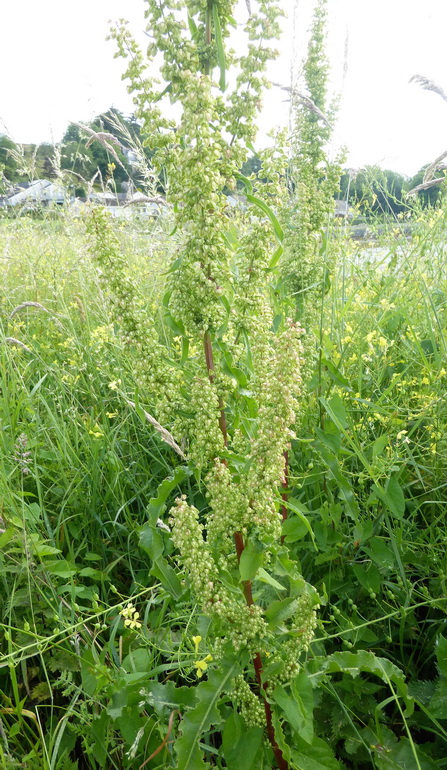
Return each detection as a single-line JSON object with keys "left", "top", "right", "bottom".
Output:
{"left": 226, "top": 194, "right": 248, "bottom": 211}
{"left": 1, "top": 179, "right": 166, "bottom": 218}
{"left": 6, "top": 179, "right": 65, "bottom": 208}
{"left": 122, "top": 148, "right": 140, "bottom": 167}
{"left": 88, "top": 189, "right": 166, "bottom": 218}
{"left": 334, "top": 199, "right": 354, "bottom": 218}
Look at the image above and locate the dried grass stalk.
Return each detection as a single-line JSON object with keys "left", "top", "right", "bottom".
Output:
{"left": 73, "top": 123, "right": 126, "bottom": 171}
{"left": 125, "top": 399, "right": 186, "bottom": 459}
{"left": 271, "top": 82, "right": 330, "bottom": 125}
{"left": 407, "top": 176, "right": 446, "bottom": 196}
{"left": 410, "top": 74, "right": 447, "bottom": 104}
{"left": 123, "top": 195, "right": 166, "bottom": 208}
{"left": 423, "top": 150, "right": 447, "bottom": 184}
{"left": 9, "top": 301, "right": 50, "bottom": 319}
{"left": 5, "top": 337, "right": 32, "bottom": 353}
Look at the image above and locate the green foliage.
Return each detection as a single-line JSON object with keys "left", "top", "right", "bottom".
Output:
{"left": 0, "top": 133, "right": 20, "bottom": 185}
{"left": 407, "top": 165, "right": 446, "bottom": 208}
{"left": 175, "top": 659, "right": 240, "bottom": 769}
{"left": 2, "top": 2, "right": 447, "bottom": 769}
{"left": 282, "top": 0, "right": 343, "bottom": 318}
{"left": 339, "top": 166, "right": 408, "bottom": 217}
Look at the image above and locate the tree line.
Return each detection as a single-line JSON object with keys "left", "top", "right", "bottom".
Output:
{"left": 0, "top": 109, "right": 154, "bottom": 196}
{"left": 1, "top": 108, "right": 445, "bottom": 212}
{"left": 339, "top": 165, "right": 445, "bottom": 215}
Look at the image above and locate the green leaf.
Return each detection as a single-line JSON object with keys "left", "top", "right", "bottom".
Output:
{"left": 139, "top": 525, "right": 164, "bottom": 561}
{"left": 24, "top": 502, "right": 41, "bottom": 524}
{"left": 268, "top": 244, "right": 283, "bottom": 269}
{"left": 436, "top": 635, "right": 447, "bottom": 678}
{"left": 174, "top": 659, "right": 239, "bottom": 770}
{"left": 153, "top": 81, "right": 172, "bottom": 102}
{"left": 34, "top": 543, "right": 62, "bottom": 557}
{"left": 281, "top": 516, "right": 310, "bottom": 543}
{"left": 222, "top": 712, "right": 264, "bottom": 770}
{"left": 279, "top": 498, "right": 316, "bottom": 547}
{"left": 315, "top": 423, "right": 341, "bottom": 454}
{"left": 80, "top": 649, "right": 108, "bottom": 697}
{"left": 246, "top": 194, "right": 284, "bottom": 242}
{"left": 374, "top": 737, "right": 439, "bottom": 769}
{"left": 164, "top": 311, "right": 186, "bottom": 337}
{"left": 122, "top": 647, "right": 154, "bottom": 674}
{"left": 364, "top": 537, "right": 395, "bottom": 569}
{"left": 78, "top": 567, "right": 107, "bottom": 580}
{"left": 91, "top": 711, "right": 108, "bottom": 766}
{"left": 235, "top": 173, "right": 253, "bottom": 194}
{"left": 181, "top": 335, "right": 190, "bottom": 363}
{"left": 428, "top": 677, "right": 447, "bottom": 719}
{"left": 148, "top": 681, "right": 197, "bottom": 715}
{"left": 315, "top": 444, "right": 360, "bottom": 520}
{"left": 320, "top": 393, "right": 348, "bottom": 430}
{"left": 372, "top": 434, "right": 389, "bottom": 459}
{"left": 351, "top": 563, "right": 381, "bottom": 594}
{"left": 221, "top": 352, "right": 248, "bottom": 387}
{"left": 292, "top": 736, "right": 342, "bottom": 769}
{"left": 321, "top": 358, "right": 352, "bottom": 391}
{"left": 255, "top": 567, "right": 286, "bottom": 591}
{"left": 239, "top": 543, "right": 263, "bottom": 581}
{"left": 265, "top": 597, "right": 299, "bottom": 625}
{"left": 146, "top": 467, "right": 189, "bottom": 522}
{"left": 212, "top": 4, "right": 226, "bottom": 91}
{"left": 150, "top": 557, "right": 183, "bottom": 599}
{"left": 309, "top": 650, "right": 413, "bottom": 715}
{"left": 270, "top": 710, "right": 292, "bottom": 764}
{"left": 187, "top": 13, "right": 198, "bottom": 39}
{"left": 383, "top": 475, "right": 406, "bottom": 519}
{"left": 45, "top": 560, "right": 77, "bottom": 579}
{"left": 272, "top": 672, "right": 314, "bottom": 744}
{"left": 0, "top": 529, "right": 15, "bottom": 549}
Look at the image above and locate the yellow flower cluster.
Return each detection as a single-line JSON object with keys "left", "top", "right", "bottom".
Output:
{"left": 194, "top": 655, "right": 213, "bottom": 678}
{"left": 120, "top": 604, "right": 142, "bottom": 630}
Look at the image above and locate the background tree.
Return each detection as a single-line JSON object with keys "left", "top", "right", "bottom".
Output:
{"left": 60, "top": 108, "right": 162, "bottom": 191}
{"left": 339, "top": 166, "right": 408, "bottom": 217}
{"left": 283, "top": 0, "right": 343, "bottom": 310}
{"left": 0, "top": 134, "right": 20, "bottom": 184}
{"left": 406, "top": 164, "right": 446, "bottom": 208}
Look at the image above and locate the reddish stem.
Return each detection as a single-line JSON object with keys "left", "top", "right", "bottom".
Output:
{"left": 234, "top": 531, "right": 289, "bottom": 770}
{"left": 140, "top": 710, "right": 180, "bottom": 769}
{"left": 203, "top": 334, "right": 288, "bottom": 769}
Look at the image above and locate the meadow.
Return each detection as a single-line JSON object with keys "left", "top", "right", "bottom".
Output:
{"left": 2, "top": 0, "right": 447, "bottom": 768}
{"left": 1, "top": 205, "right": 446, "bottom": 769}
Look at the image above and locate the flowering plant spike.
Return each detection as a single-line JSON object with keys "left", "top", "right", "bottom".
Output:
{"left": 87, "top": 1, "right": 322, "bottom": 766}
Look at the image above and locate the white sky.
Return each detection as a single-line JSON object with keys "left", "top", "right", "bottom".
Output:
{"left": 1, "top": 0, "right": 447, "bottom": 177}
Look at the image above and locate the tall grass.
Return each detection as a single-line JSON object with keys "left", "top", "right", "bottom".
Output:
{"left": 0, "top": 203, "right": 446, "bottom": 767}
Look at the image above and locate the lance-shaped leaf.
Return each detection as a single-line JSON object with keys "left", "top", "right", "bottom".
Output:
{"left": 174, "top": 659, "right": 239, "bottom": 769}
{"left": 212, "top": 4, "right": 226, "bottom": 90}
{"left": 246, "top": 194, "right": 284, "bottom": 242}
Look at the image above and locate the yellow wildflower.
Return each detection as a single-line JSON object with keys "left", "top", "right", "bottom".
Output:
{"left": 192, "top": 635, "right": 202, "bottom": 654}
{"left": 194, "top": 655, "right": 213, "bottom": 678}
{"left": 89, "top": 426, "right": 104, "bottom": 438}
{"left": 120, "top": 604, "right": 142, "bottom": 630}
